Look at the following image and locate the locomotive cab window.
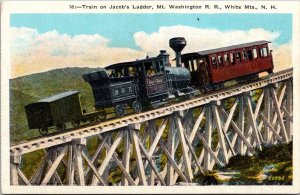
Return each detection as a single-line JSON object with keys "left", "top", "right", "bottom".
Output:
{"left": 108, "top": 68, "right": 125, "bottom": 78}
{"left": 145, "top": 61, "right": 157, "bottom": 76}
{"left": 117, "top": 68, "right": 125, "bottom": 77}
{"left": 154, "top": 60, "right": 164, "bottom": 73}
{"left": 107, "top": 69, "right": 115, "bottom": 78}
{"left": 128, "top": 66, "right": 137, "bottom": 77}
{"left": 136, "top": 63, "right": 144, "bottom": 76}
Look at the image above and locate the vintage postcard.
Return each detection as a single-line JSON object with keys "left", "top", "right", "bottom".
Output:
{"left": 1, "top": 0, "right": 300, "bottom": 194}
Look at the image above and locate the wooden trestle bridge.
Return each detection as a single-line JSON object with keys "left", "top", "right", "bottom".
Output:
{"left": 10, "top": 68, "right": 293, "bottom": 186}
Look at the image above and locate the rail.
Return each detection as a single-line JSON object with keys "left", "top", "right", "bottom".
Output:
{"left": 10, "top": 68, "right": 293, "bottom": 156}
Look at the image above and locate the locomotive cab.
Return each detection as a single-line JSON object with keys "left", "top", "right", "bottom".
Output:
{"left": 83, "top": 51, "right": 172, "bottom": 116}
{"left": 107, "top": 54, "right": 170, "bottom": 104}
{"left": 132, "top": 55, "right": 170, "bottom": 105}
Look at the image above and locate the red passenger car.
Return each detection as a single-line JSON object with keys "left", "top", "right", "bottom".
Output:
{"left": 181, "top": 41, "right": 274, "bottom": 91}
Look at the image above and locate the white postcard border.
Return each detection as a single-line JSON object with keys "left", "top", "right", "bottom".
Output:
{"left": 1, "top": 1, "right": 300, "bottom": 194}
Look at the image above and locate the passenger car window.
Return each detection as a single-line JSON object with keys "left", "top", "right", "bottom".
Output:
{"left": 259, "top": 47, "right": 268, "bottom": 57}
{"left": 230, "top": 53, "right": 235, "bottom": 64}
{"left": 253, "top": 49, "right": 258, "bottom": 59}
{"left": 263, "top": 48, "right": 268, "bottom": 56}
{"left": 218, "top": 55, "right": 223, "bottom": 67}
{"left": 236, "top": 52, "right": 242, "bottom": 63}
{"left": 211, "top": 56, "right": 218, "bottom": 68}
{"left": 247, "top": 50, "right": 253, "bottom": 60}
{"left": 243, "top": 51, "right": 248, "bottom": 60}
{"left": 224, "top": 54, "right": 229, "bottom": 65}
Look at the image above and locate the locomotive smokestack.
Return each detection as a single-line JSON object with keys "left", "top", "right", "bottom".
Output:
{"left": 169, "top": 37, "right": 186, "bottom": 67}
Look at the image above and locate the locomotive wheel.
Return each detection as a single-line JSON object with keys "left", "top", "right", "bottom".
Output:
{"left": 39, "top": 127, "right": 48, "bottom": 135}
{"left": 98, "top": 111, "right": 106, "bottom": 120}
{"left": 200, "top": 88, "right": 208, "bottom": 93}
{"left": 132, "top": 101, "right": 142, "bottom": 113}
{"left": 89, "top": 116, "right": 98, "bottom": 125}
{"left": 56, "top": 123, "right": 66, "bottom": 131}
{"left": 71, "top": 120, "right": 80, "bottom": 127}
{"left": 115, "top": 105, "right": 125, "bottom": 117}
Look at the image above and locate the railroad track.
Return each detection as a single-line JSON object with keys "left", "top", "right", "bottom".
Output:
{"left": 10, "top": 68, "right": 293, "bottom": 156}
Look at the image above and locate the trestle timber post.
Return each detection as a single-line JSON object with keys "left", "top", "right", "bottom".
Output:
{"left": 9, "top": 68, "right": 293, "bottom": 186}
{"left": 121, "top": 129, "right": 130, "bottom": 186}
{"left": 148, "top": 121, "right": 156, "bottom": 185}
{"left": 212, "top": 101, "right": 229, "bottom": 165}
{"left": 270, "top": 85, "right": 289, "bottom": 143}
{"left": 174, "top": 112, "right": 193, "bottom": 181}
{"left": 10, "top": 155, "right": 21, "bottom": 185}
{"left": 204, "top": 105, "right": 212, "bottom": 171}
{"left": 238, "top": 96, "right": 245, "bottom": 155}
{"left": 73, "top": 138, "right": 86, "bottom": 186}
{"left": 285, "top": 79, "right": 293, "bottom": 140}
{"left": 264, "top": 87, "right": 271, "bottom": 144}
{"left": 166, "top": 116, "right": 176, "bottom": 185}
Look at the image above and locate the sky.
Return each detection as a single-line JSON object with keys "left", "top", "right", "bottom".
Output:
{"left": 10, "top": 14, "right": 292, "bottom": 78}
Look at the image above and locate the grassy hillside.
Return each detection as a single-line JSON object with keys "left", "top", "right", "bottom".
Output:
{"left": 10, "top": 67, "right": 102, "bottom": 143}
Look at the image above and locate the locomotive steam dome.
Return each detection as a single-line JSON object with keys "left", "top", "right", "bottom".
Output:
{"left": 169, "top": 37, "right": 186, "bottom": 67}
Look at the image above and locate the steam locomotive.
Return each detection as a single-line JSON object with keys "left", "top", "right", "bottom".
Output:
{"left": 25, "top": 37, "right": 274, "bottom": 135}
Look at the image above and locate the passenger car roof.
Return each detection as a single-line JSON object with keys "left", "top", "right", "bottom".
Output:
{"left": 38, "top": 90, "right": 80, "bottom": 103}
{"left": 182, "top": 40, "right": 270, "bottom": 57}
